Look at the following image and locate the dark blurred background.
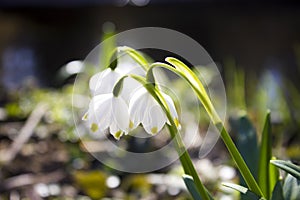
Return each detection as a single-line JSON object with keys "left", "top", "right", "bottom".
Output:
{"left": 1, "top": 0, "right": 300, "bottom": 88}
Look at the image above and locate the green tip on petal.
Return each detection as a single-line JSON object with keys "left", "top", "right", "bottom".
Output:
{"left": 151, "top": 127, "right": 158, "bottom": 134}
{"left": 90, "top": 123, "right": 99, "bottom": 132}
{"left": 114, "top": 131, "right": 123, "bottom": 140}
{"left": 129, "top": 121, "right": 134, "bottom": 129}
{"left": 174, "top": 118, "right": 180, "bottom": 127}
{"left": 82, "top": 112, "right": 88, "bottom": 121}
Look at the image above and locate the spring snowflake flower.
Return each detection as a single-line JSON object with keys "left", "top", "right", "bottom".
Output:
{"left": 84, "top": 52, "right": 145, "bottom": 139}
{"left": 129, "top": 87, "right": 179, "bottom": 135}
{"left": 84, "top": 49, "right": 179, "bottom": 139}
{"left": 84, "top": 93, "right": 129, "bottom": 140}
{"left": 89, "top": 53, "right": 145, "bottom": 101}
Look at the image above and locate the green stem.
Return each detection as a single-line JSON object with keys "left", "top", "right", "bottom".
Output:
{"left": 119, "top": 50, "right": 209, "bottom": 199}
{"left": 128, "top": 53, "right": 262, "bottom": 198}
{"left": 216, "top": 122, "right": 264, "bottom": 197}
{"left": 167, "top": 125, "right": 210, "bottom": 200}
{"left": 148, "top": 61, "right": 264, "bottom": 198}
{"left": 150, "top": 86, "right": 210, "bottom": 200}
{"left": 121, "top": 75, "right": 209, "bottom": 199}
{"left": 118, "top": 46, "right": 149, "bottom": 71}
{"left": 129, "top": 78, "right": 209, "bottom": 200}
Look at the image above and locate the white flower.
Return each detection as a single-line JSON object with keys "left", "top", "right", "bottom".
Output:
{"left": 84, "top": 50, "right": 180, "bottom": 139}
{"left": 84, "top": 93, "right": 129, "bottom": 140}
{"left": 89, "top": 53, "right": 145, "bottom": 100}
{"left": 129, "top": 87, "right": 179, "bottom": 135}
{"left": 89, "top": 68, "right": 121, "bottom": 96}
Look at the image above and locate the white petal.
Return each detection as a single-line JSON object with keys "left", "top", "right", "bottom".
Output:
{"left": 121, "top": 78, "right": 143, "bottom": 103}
{"left": 118, "top": 60, "right": 145, "bottom": 102}
{"left": 90, "top": 93, "right": 112, "bottom": 108}
{"left": 89, "top": 72, "right": 101, "bottom": 93}
{"left": 89, "top": 69, "right": 121, "bottom": 96}
{"left": 128, "top": 88, "right": 148, "bottom": 129}
{"left": 143, "top": 104, "right": 167, "bottom": 135}
{"left": 112, "top": 97, "right": 129, "bottom": 133}
{"left": 89, "top": 69, "right": 109, "bottom": 93}
{"left": 115, "top": 53, "right": 144, "bottom": 74}
{"left": 88, "top": 94, "right": 113, "bottom": 132}
{"left": 127, "top": 65, "right": 146, "bottom": 76}
{"left": 162, "top": 92, "right": 179, "bottom": 125}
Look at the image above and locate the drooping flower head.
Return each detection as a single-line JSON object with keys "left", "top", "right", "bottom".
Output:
{"left": 129, "top": 87, "right": 179, "bottom": 135}
{"left": 84, "top": 93, "right": 129, "bottom": 140}
{"left": 84, "top": 47, "right": 179, "bottom": 139}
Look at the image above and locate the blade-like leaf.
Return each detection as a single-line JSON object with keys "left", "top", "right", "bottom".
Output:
{"left": 100, "top": 30, "right": 116, "bottom": 69}
{"left": 222, "top": 182, "right": 263, "bottom": 200}
{"left": 183, "top": 175, "right": 203, "bottom": 200}
{"left": 270, "top": 160, "right": 300, "bottom": 180}
{"left": 269, "top": 157, "right": 280, "bottom": 197}
{"left": 224, "top": 58, "right": 246, "bottom": 109}
{"left": 229, "top": 113, "right": 259, "bottom": 199}
{"left": 283, "top": 174, "right": 300, "bottom": 199}
{"left": 182, "top": 175, "right": 214, "bottom": 200}
{"left": 258, "top": 110, "right": 272, "bottom": 199}
{"left": 270, "top": 181, "right": 284, "bottom": 200}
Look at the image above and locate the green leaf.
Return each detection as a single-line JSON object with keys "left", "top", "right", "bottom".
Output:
{"left": 229, "top": 113, "right": 259, "bottom": 181}
{"left": 269, "top": 157, "right": 280, "bottom": 197}
{"left": 224, "top": 57, "right": 246, "bottom": 110}
{"left": 100, "top": 29, "right": 116, "bottom": 69}
{"left": 258, "top": 110, "right": 272, "bottom": 199}
{"left": 270, "top": 181, "right": 284, "bottom": 200}
{"left": 270, "top": 160, "right": 300, "bottom": 180}
{"left": 183, "top": 175, "right": 214, "bottom": 200}
{"left": 283, "top": 174, "right": 300, "bottom": 200}
{"left": 222, "top": 182, "right": 263, "bottom": 200}
{"left": 183, "top": 175, "right": 203, "bottom": 200}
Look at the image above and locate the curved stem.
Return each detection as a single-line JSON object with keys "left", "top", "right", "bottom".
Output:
{"left": 151, "top": 85, "right": 210, "bottom": 199}
{"left": 130, "top": 54, "right": 263, "bottom": 197}
{"left": 167, "top": 125, "right": 211, "bottom": 200}
{"left": 129, "top": 74, "right": 210, "bottom": 199}
{"left": 105, "top": 46, "right": 149, "bottom": 71}
{"left": 118, "top": 46, "right": 149, "bottom": 71}
{"left": 149, "top": 61, "right": 264, "bottom": 198}
{"left": 153, "top": 87, "right": 211, "bottom": 200}
{"left": 149, "top": 63, "right": 221, "bottom": 124}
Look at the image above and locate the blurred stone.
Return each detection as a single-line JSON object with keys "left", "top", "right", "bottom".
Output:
{"left": 34, "top": 183, "right": 49, "bottom": 198}
{"left": 0, "top": 108, "right": 7, "bottom": 120}
{"left": 167, "top": 186, "right": 180, "bottom": 196}
{"left": 106, "top": 175, "right": 120, "bottom": 189}
{"left": 195, "top": 159, "right": 218, "bottom": 181}
{"left": 218, "top": 165, "right": 236, "bottom": 181}
{"left": 21, "top": 143, "right": 34, "bottom": 156}
{"left": 48, "top": 184, "right": 61, "bottom": 196}
{"left": 61, "top": 185, "right": 77, "bottom": 197}
{"left": 72, "top": 158, "right": 85, "bottom": 170}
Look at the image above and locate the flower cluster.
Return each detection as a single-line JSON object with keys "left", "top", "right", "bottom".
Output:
{"left": 83, "top": 50, "right": 179, "bottom": 140}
